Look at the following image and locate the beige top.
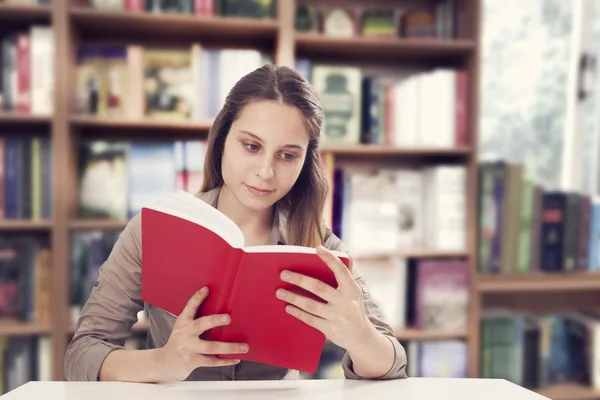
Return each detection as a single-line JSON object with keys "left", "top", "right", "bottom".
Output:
{"left": 64, "top": 187, "right": 408, "bottom": 382}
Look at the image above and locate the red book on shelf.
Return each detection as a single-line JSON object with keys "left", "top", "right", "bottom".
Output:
{"left": 140, "top": 191, "right": 350, "bottom": 373}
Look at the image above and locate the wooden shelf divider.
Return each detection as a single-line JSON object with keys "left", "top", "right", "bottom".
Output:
{"left": 0, "top": 220, "right": 53, "bottom": 231}
{"left": 0, "top": 3, "right": 52, "bottom": 23}
{"left": 295, "top": 32, "right": 475, "bottom": 64}
{"left": 477, "top": 272, "right": 600, "bottom": 293}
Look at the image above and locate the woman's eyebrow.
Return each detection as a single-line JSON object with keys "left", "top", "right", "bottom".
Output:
{"left": 239, "top": 130, "right": 305, "bottom": 151}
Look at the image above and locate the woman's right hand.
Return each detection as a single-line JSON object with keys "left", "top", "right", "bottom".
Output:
{"left": 157, "top": 286, "right": 249, "bottom": 381}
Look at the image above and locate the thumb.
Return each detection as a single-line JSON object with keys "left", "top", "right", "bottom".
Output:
{"left": 178, "top": 286, "right": 209, "bottom": 322}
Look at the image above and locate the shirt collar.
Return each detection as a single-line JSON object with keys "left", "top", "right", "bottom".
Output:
{"left": 194, "top": 186, "right": 286, "bottom": 246}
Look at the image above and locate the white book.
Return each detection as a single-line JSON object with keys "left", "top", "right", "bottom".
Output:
{"left": 354, "top": 257, "right": 407, "bottom": 329}
{"left": 30, "top": 26, "right": 53, "bottom": 115}
{"left": 37, "top": 337, "right": 52, "bottom": 381}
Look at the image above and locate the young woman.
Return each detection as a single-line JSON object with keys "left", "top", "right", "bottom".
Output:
{"left": 64, "top": 64, "right": 407, "bottom": 382}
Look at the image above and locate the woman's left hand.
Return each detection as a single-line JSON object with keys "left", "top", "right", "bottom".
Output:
{"left": 276, "top": 245, "right": 374, "bottom": 353}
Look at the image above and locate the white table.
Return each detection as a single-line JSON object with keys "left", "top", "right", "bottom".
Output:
{"left": 0, "top": 378, "right": 550, "bottom": 400}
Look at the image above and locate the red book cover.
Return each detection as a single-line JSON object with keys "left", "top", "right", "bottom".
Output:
{"left": 141, "top": 191, "right": 350, "bottom": 373}
{"left": 16, "top": 33, "right": 31, "bottom": 114}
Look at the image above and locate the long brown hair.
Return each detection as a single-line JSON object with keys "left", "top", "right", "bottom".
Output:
{"left": 200, "top": 64, "right": 329, "bottom": 247}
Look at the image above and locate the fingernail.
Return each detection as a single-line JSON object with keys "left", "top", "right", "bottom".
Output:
{"left": 220, "top": 315, "right": 230, "bottom": 323}
{"left": 200, "top": 287, "right": 207, "bottom": 295}
{"left": 276, "top": 289, "right": 287, "bottom": 298}
{"left": 281, "top": 271, "right": 292, "bottom": 281}
{"left": 286, "top": 306, "right": 295, "bottom": 315}
{"left": 239, "top": 344, "right": 249, "bottom": 352}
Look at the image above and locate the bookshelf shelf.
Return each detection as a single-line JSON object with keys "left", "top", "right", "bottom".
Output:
{"left": 352, "top": 249, "right": 468, "bottom": 259}
{"left": 0, "top": 321, "right": 50, "bottom": 336}
{"left": 477, "top": 273, "right": 600, "bottom": 293}
{"left": 534, "top": 383, "right": 600, "bottom": 400}
{"left": 69, "top": 8, "right": 279, "bottom": 45}
{"left": 0, "top": 3, "right": 52, "bottom": 24}
{"left": 71, "top": 116, "right": 212, "bottom": 137}
{"left": 0, "top": 113, "right": 52, "bottom": 126}
{"left": 321, "top": 145, "right": 471, "bottom": 158}
{"left": 394, "top": 328, "right": 468, "bottom": 342}
{"left": 68, "top": 219, "right": 128, "bottom": 230}
{"left": 0, "top": 220, "right": 53, "bottom": 231}
{"left": 295, "top": 33, "right": 476, "bottom": 65}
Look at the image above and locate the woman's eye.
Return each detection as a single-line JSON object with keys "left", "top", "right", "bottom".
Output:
{"left": 281, "top": 153, "right": 297, "bottom": 161}
{"left": 244, "top": 143, "right": 260, "bottom": 152}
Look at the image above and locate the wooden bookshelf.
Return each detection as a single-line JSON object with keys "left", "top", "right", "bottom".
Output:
{"left": 71, "top": 116, "right": 212, "bottom": 138}
{"left": 0, "top": 113, "right": 52, "bottom": 125}
{"left": 0, "top": 321, "right": 51, "bottom": 336}
{"left": 295, "top": 33, "right": 476, "bottom": 65}
{"left": 69, "top": 7, "right": 278, "bottom": 45}
{"left": 1, "top": 0, "right": 485, "bottom": 384}
{"left": 534, "top": 383, "right": 600, "bottom": 400}
{"left": 352, "top": 249, "right": 469, "bottom": 260}
{"left": 0, "top": 3, "right": 52, "bottom": 24}
{"left": 68, "top": 219, "right": 129, "bottom": 230}
{"left": 0, "top": 220, "right": 53, "bottom": 231}
{"left": 477, "top": 272, "right": 600, "bottom": 293}
{"left": 321, "top": 145, "right": 472, "bottom": 157}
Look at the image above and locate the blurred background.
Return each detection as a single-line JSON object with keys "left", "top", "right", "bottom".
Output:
{"left": 0, "top": 0, "right": 599, "bottom": 398}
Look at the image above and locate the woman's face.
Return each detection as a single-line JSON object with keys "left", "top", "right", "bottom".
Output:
{"left": 221, "top": 100, "right": 310, "bottom": 212}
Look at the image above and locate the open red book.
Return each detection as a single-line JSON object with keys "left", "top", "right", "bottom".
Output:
{"left": 140, "top": 191, "right": 350, "bottom": 373}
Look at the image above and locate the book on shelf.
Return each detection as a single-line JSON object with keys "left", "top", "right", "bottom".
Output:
{"left": 1, "top": 26, "right": 54, "bottom": 116}
{"left": 77, "top": 139, "right": 206, "bottom": 221}
{"left": 480, "top": 310, "right": 600, "bottom": 391}
{"left": 298, "top": 59, "right": 469, "bottom": 149}
{"left": 1, "top": 136, "right": 52, "bottom": 221}
{"left": 140, "top": 190, "right": 350, "bottom": 373}
{"left": 477, "top": 160, "right": 600, "bottom": 274}
{"left": 75, "top": 43, "right": 270, "bottom": 123}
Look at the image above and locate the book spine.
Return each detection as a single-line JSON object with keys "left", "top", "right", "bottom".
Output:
{"left": 210, "top": 247, "right": 243, "bottom": 341}
{"left": 578, "top": 196, "right": 591, "bottom": 270}
{"left": 540, "top": 192, "right": 566, "bottom": 272}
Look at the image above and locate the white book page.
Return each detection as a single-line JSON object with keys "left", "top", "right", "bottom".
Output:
{"left": 243, "top": 244, "right": 349, "bottom": 260}
{"left": 144, "top": 191, "right": 245, "bottom": 248}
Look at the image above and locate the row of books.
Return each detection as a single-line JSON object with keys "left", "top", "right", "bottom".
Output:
{"left": 0, "top": 27, "right": 54, "bottom": 116}
{"left": 0, "top": 236, "right": 51, "bottom": 325}
{"left": 0, "top": 136, "right": 53, "bottom": 221}
{"left": 70, "top": 230, "right": 120, "bottom": 321}
{"left": 0, "top": 336, "right": 51, "bottom": 395}
{"left": 78, "top": 140, "right": 206, "bottom": 220}
{"left": 331, "top": 166, "right": 466, "bottom": 253}
{"left": 356, "top": 258, "right": 469, "bottom": 334}
{"left": 76, "top": 0, "right": 274, "bottom": 18}
{"left": 76, "top": 44, "right": 270, "bottom": 123}
{"left": 477, "top": 161, "right": 600, "bottom": 274}
{"left": 296, "top": 60, "right": 469, "bottom": 147}
{"left": 480, "top": 310, "right": 600, "bottom": 391}
{"left": 296, "top": 0, "right": 461, "bottom": 40}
